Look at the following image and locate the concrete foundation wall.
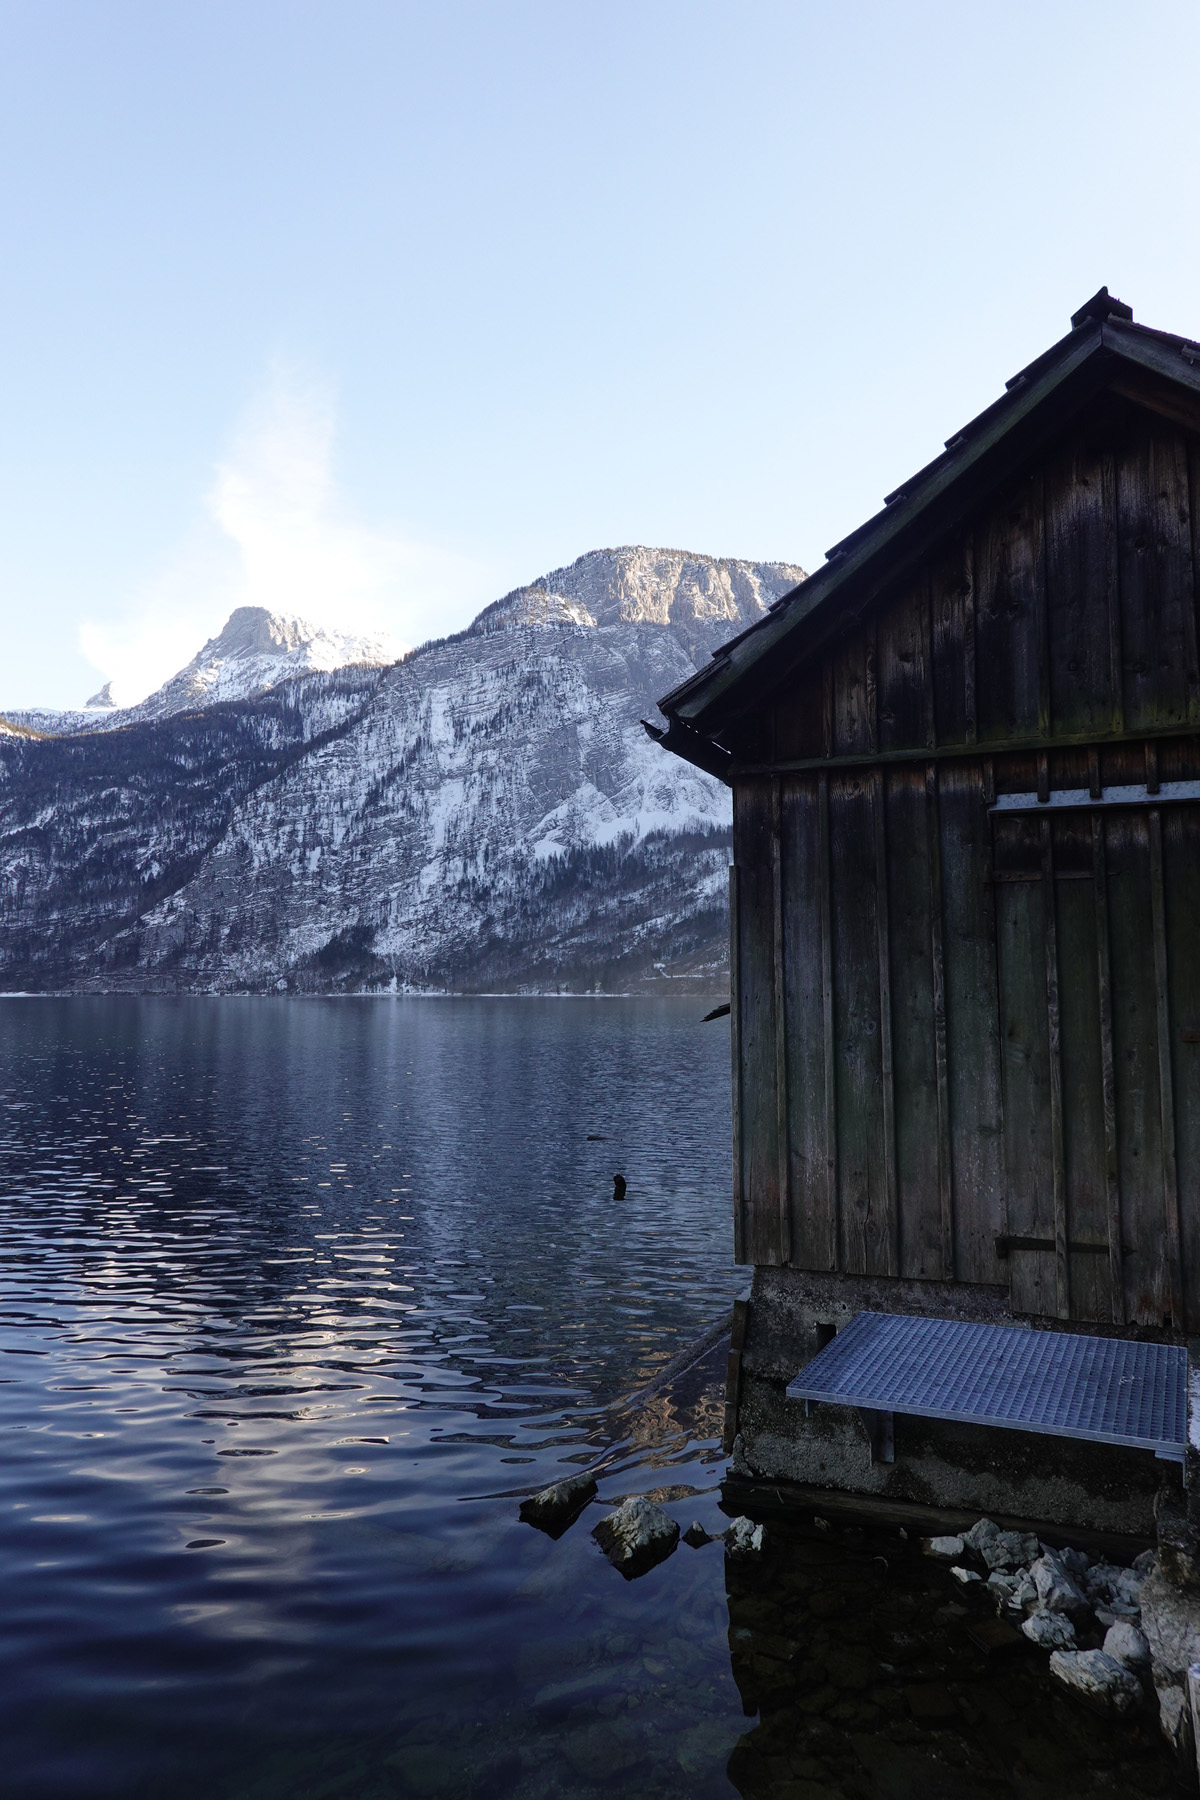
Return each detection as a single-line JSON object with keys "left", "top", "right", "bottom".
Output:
{"left": 733, "top": 1267, "right": 1169, "bottom": 1537}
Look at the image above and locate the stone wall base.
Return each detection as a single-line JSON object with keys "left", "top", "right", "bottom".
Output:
{"left": 733, "top": 1266, "right": 1168, "bottom": 1539}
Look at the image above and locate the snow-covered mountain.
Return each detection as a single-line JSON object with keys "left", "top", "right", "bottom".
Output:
{"left": 0, "top": 547, "right": 805, "bottom": 994}
{"left": 5, "top": 608, "right": 402, "bottom": 735}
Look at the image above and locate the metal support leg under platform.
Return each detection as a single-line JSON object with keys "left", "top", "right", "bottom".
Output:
{"left": 785, "top": 1312, "right": 1186, "bottom": 1462}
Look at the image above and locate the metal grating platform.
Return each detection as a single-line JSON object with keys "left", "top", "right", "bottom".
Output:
{"left": 785, "top": 1312, "right": 1186, "bottom": 1461}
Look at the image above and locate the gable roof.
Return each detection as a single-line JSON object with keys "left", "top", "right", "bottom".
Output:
{"left": 653, "top": 291, "right": 1200, "bottom": 774}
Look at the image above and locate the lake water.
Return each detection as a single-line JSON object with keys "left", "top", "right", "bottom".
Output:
{"left": 0, "top": 997, "right": 746, "bottom": 1800}
{"left": 0, "top": 998, "right": 1178, "bottom": 1800}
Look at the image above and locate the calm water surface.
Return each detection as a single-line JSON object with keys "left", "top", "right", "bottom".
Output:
{"left": 0, "top": 999, "right": 1178, "bottom": 1800}
{"left": 0, "top": 998, "right": 743, "bottom": 1799}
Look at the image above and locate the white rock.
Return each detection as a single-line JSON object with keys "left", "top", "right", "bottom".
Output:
{"left": 1032, "top": 1551, "right": 1089, "bottom": 1615}
{"left": 963, "top": 1517, "right": 1001, "bottom": 1553}
{"left": 1133, "top": 1549, "right": 1157, "bottom": 1577}
{"left": 592, "top": 1496, "right": 679, "bottom": 1577}
{"left": 1057, "top": 1545, "right": 1091, "bottom": 1577}
{"left": 724, "top": 1516, "right": 765, "bottom": 1557}
{"left": 1022, "top": 1609, "right": 1077, "bottom": 1649}
{"left": 982, "top": 1529, "right": 1041, "bottom": 1571}
{"left": 1103, "top": 1621, "right": 1151, "bottom": 1670}
{"left": 1156, "top": 1682, "right": 1189, "bottom": 1754}
{"left": 922, "top": 1534, "right": 965, "bottom": 1559}
{"left": 987, "top": 1571, "right": 1021, "bottom": 1612}
{"left": 950, "top": 1565, "right": 981, "bottom": 1585}
{"left": 1049, "top": 1649, "right": 1141, "bottom": 1716}
{"left": 1085, "top": 1561, "right": 1144, "bottom": 1616}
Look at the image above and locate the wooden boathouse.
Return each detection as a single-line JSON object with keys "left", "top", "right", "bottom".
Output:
{"left": 652, "top": 290, "right": 1200, "bottom": 1534}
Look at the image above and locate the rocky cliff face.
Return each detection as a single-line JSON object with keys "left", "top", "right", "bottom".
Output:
{"left": 0, "top": 547, "right": 804, "bottom": 993}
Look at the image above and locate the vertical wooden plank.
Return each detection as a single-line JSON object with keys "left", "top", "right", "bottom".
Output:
{"left": 1117, "top": 423, "right": 1198, "bottom": 732}
{"left": 1149, "top": 807, "right": 1183, "bottom": 1326}
{"left": 878, "top": 580, "right": 933, "bottom": 753}
{"left": 928, "top": 763, "right": 954, "bottom": 1278}
{"left": 1106, "top": 809, "right": 1169, "bottom": 1325}
{"left": 1047, "top": 812, "right": 1110, "bottom": 1323}
{"left": 930, "top": 537, "right": 972, "bottom": 747}
{"left": 831, "top": 771, "right": 887, "bottom": 1275}
{"left": 939, "top": 762, "right": 1007, "bottom": 1285}
{"left": 1092, "top": 813, "right": 1125, "bottom": 1324}
{"left": 820, "top": 773, "right": 838, "bottom": 1270}
{"left": 771, "top": 779, "right": 791, "bottom": 1264}
{"left": 1041, "top": 817, "right": 1070, "bottom": 1319}
{"left": 975, "top": 472, "right": 1045, "bottom": 743}
{"left": 1043, "top": 438, "right": 1119, "bottom": 737}
{"left": 732, "top": 779, "right": 783, "bottom": 1266}
{"left": 964, "top": 537, "right": 978, "bottom": 746}
{"left": 1103, "top": 448, "right": 1124, "bottom": 737}
{"left": 780, "top": 776, "right": 830, "bottom": 1271}
{"left": 1162, "top": 802, "right": 1200, "bottom": 1333}
{"left": 885, "top": 764, "right": 942, "bottom": 1279}
{"left": 729, "top": 860, "right": 744, "bottom": 1266}
{"left": 994, "top": 813, "right": 1057, "bottom": 1316}
{"left": 875, "top": 768, "right": 899, "bottom": 1277}
{"left": 833, "top": 626, "right": 875, "bottom": 756}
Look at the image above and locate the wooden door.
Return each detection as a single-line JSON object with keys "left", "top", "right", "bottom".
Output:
{"left": 993, "top": 802, "right": 1192, "bottom": 1327}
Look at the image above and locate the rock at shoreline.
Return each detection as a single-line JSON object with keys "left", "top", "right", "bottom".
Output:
{"left": 593, "top": 1496, "right": 679, "bottom": 1578}
{"left": 921, "top": 1534, "right": 965, "bottom": 1560}
{"left": 1032, "top": 1551, "right": 1090, "bottom": 1616}
{"left": 1022, "top": 1609, "right": 1076, "bottom": 1650}
{"left": 1049, "top": 1649, "right": 1142, "bottom": 1716}
{"left": 682, "top": 1521, "right": 712, "bottom": 1548}
{"left": 1103, "top": 1621, "right": 1151, "bottom": 1670}
{"left": 724, "top": 1516, "right": 765, "bottom": 1558}
{"left": 520, "top": 1471, "right": 598, "bottom": 1536}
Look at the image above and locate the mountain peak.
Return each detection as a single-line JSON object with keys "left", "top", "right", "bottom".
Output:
{"left": 473, "top": 545, "right": 807, "bottom": 637}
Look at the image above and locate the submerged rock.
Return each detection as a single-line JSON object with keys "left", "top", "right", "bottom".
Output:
{"left": 1049, "top": 1648, "right": 1142, "bottom": 1716}
{"left": 1103, "top": 1621, "right": 1151, "bottom": 1670}
{"left": 724, "top": 1516, "right": 765, "bottom": 1558}
{"left": 593, "top": 1496, "right": 679, "bottom": 1578}
{"left": 519, "top": 1471, "right": 598, "bottom": 1536}
{"left": 921, "top": 1534, "right": 965, "bottom": 1559}
{"left": 1022, "top": 1608, "right": 1077, "bottom": 1649}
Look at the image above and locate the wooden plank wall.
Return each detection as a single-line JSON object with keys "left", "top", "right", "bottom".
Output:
{"left": 731, "top": 403, "right": 1200, "bottom": 1330}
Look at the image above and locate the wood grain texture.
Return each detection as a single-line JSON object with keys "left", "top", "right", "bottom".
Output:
{"left": 1105, "top": 809, "right": 1169, "bottom": 1325}
{"left": 729, "top": 861, "right": 744, "bottom": 1265}
{"left": 976, "top": 474, "right": 1046, "bottom": 743}
{"left": 994, "top": 814, "right": 1057, "bottom": 1316}
{"left": 732, "top": 780, "right": 783, "bottom": 1266}
{"left": 1044, "top": 440, "right": 1118, "bottom": 737}
{"left": 939, "top": 762, "right": 1007, "bottom": 1285}
{"left": 1162, "top": 802, "right": 1200, "bottom": 1332}
{"left": 1149, "top": 808, "right": 1183, "bottom": 1325}
{"left": 1118, "top": 424, "right": 1198, "bottom": 732}
{"left": 780, "top": 777, "right": 832, "bottom": 1270}
{"left": 771, "top": 779, "right": 791, "bottom": 1264}
{"left": 830, "top": 771, "right": 888, "bottom": 1275}
{"left": 884, "top": 765, "right": 942, "bottom": 1278}
{"left": 1040, "top": 817, "right": 1070, "bottom": 1319}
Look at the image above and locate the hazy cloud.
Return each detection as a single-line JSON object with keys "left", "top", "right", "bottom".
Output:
{"left": 80, "top": 367, "right": 485, "bottom": 705}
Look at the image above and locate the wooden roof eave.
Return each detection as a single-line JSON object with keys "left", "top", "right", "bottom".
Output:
{"left": 656, "top": 317, "right": 1200, "bottom": 750}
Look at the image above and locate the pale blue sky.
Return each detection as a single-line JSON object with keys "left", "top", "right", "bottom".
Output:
{"left": 2, "top": 1, "right": 1199, "bottom": 707}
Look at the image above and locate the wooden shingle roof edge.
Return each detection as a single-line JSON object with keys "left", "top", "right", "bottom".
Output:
{"left": 652, "top": 290, "right": 1200, "bottom": 767}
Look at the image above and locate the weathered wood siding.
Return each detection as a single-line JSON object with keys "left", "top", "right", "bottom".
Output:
{"left": 730, "top": 403, "right": 1200, "bottom": 1331}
